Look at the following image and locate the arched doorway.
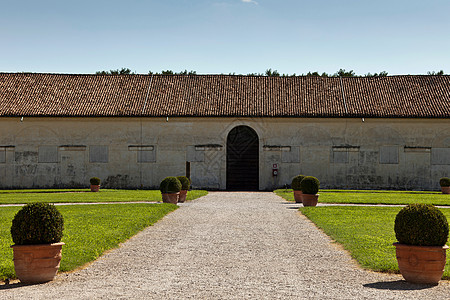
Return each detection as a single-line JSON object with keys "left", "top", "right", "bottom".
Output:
{"left": 226, "top": 126, "right": 259, "bottom": 190}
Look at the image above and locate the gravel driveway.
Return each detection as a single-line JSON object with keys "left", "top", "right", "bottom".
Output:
{"left": 2, "top": 192, "right": 449, "bottom": 299}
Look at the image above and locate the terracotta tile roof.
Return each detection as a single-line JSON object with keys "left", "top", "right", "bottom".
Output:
{"left": 0, "top": 73, "right": 150, "bottom": 116}
{"left": 0, "top": 73, "right": 449, "bottom": 118}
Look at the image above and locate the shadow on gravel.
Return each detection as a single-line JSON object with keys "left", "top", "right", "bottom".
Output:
{"left": 0, "top": 282, "right": 28, "bottom": 290}
{"left": 286, "top": 206, "right": 301, "bottom": 209}
{"left": 364, "top": 280, "right": 437, "bottom": 290}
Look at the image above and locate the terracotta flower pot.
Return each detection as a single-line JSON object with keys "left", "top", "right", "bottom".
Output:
{"left": 178, "top": 190, "right": 188, "bottom": 203}
{"left": 90, "top": 184, "right": 100, "bottom": 192}
{"left": 302, "top": 194, "right": 319, "bottom": 206}
{"left": 293, "top": 190, "right": 303, "bottom": 203}
{"left": 11, "top": 242, "right": 65, "bottom": 284}
{"left": 393, "top": 242, "right": 449, "bottom": 284}
{"left": 441, "top": 187, "right": 450, "bottom": 194}
{"left": 161, "top": 192, "right": 180, "bottom": 204}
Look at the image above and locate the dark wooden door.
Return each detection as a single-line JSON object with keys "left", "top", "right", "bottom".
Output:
{"left": 226, "top": 126, "right": 259, "bottom": 190}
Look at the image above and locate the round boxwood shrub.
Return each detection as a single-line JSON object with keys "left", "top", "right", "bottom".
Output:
{"left": 11, "top": 203, "right": 64, "bottom": 245}
{"left": 177, "top": 176, "right": 191, "bottom": 190}
{"left": 440, "top": 177, "right": 450, "bottom": 187}
{"left": 300, "top": 176, "right": 320, "bottom": 195}
{"left": 160, "top": 177, "right": 182, "bottom": 194}
{"left": 291, "top": 175, "right": 305, "bottom": 191}
{"left": 394, "top": 203, "right": 449, "bottom": 246}
{"left": 90, "top": 177, "right": 101, "bottom": 185}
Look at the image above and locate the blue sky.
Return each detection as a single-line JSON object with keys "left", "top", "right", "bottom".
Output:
{"left": 1, "top": 0, "right": 449, "bottom": 75}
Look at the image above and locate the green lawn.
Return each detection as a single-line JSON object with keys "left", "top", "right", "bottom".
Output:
{"left": 299, "top": 206, "right": 450, "bottom": 279}
{"left": 275, "top": 189, "right": 450, "bottom": 205}
{"left": 0, "top": 189, "right": 208, "bottom": 204}
{"left": 0, "top": 203, "right": 178, "bottom": 280}
{"left": 0, "top": 189, "right": 88, "bottom": 193}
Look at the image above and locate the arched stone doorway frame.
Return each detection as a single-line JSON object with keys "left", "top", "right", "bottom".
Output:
{"left": 226, "top": 124, "right": 260, "bottom": 190}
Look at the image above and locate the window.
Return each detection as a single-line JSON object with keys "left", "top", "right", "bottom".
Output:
{"left": 128, "top": 145, "right": 156, "bottom": 163}
{"left": 38, "top": 146, "right": 58, "bottom": 163}
{"left": 90, "top": 146, "right": 108, "bottom": 163}
{"left": 282, "top": 146, "right": 300, "bottom": 163}
{"left": 0, "top": 148, "right": 5, "bottom": 163}
{"left": 380, "top": 146, "right": 399, "bottom": 164}
{"left": 187, "top": 146, "right": 204, "bottom": 162}
{"left": 187, "top": 144, "right": 223, "bottom": 163}
{"left": 138, "top": 149, "right": 156, "bottom": 163}
{"left": 333, "top": 151, "right": 348, "bottom": 164}
{"left": 332, "top": 146, "right": 359, "bottom": 164}
{"left": 431, "top": 148, "right": 450, "bottom": 165}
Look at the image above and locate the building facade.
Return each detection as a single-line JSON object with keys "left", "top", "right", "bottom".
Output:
{"left": 0, "top": 73, "right": 449, "bottom": 190}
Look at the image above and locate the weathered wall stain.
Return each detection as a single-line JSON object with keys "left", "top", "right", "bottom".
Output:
{"left": 103, "top": 174, "right": 130, "bottom": 189}
{"left": 15, "top": 151, "right": 38, "bottom": 164}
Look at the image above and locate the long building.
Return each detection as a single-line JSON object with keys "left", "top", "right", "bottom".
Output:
{"left": 0, "top": 73, "right": 449, "bottom": 190}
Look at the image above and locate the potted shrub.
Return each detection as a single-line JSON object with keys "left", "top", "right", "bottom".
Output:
{"left": 440, "top": 177, "right": 450, "bottom": 194}
{"left": 10, "top": 203, "right": 64, "bottom": 284}
{"left": 393, "top": 203, "right": 449, "bottom": 284}
{"left": 90, "top": 177, "right": 101, "bottom": 192}
{"left": 291, "top": 175, "right": 305, "bottom": 203}
{"left": 177, "top": 176, "right": 191, "bottom": 203}
{"left": 160, "top": 176, "right": 182, "bottom": 204}
{"left": 300, "top": 176, "right": 319, "bottom": 206}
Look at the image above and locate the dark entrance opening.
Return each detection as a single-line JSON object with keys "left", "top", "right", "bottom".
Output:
{"left": 226, "top": 125, "right": 259, "bottom": 190}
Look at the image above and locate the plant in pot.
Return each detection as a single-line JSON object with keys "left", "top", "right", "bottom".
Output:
{"left": 393, "top": 203, "right": 449, "bottom": 284}
{"left": 160, "top": 176, "right": 182, "bottom": 204}
{"left": 300, "top": 176, "right": 319, "bottom": 207}
{"left": 291, "top": 175, "right": 305, "bottom": 203}
{"left": 439, "top": 177, "right": 450, "bottom": 194}
{"left": 90, "top": 177, "right": 101, "bottom": 192}
{"left": 176, "top": 176, "right": 191, "bottom": 203}
{"left": 10, "top": 203, "right": 64, "bottom": 284}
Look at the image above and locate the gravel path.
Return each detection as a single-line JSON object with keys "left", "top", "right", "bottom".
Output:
{"left": 2, "top": 192, "right": 449, "bottom": 299}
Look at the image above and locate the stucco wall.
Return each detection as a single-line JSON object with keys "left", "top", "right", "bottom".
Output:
{"left": 0, "top": 117, "right": 449, "bottom": 190}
